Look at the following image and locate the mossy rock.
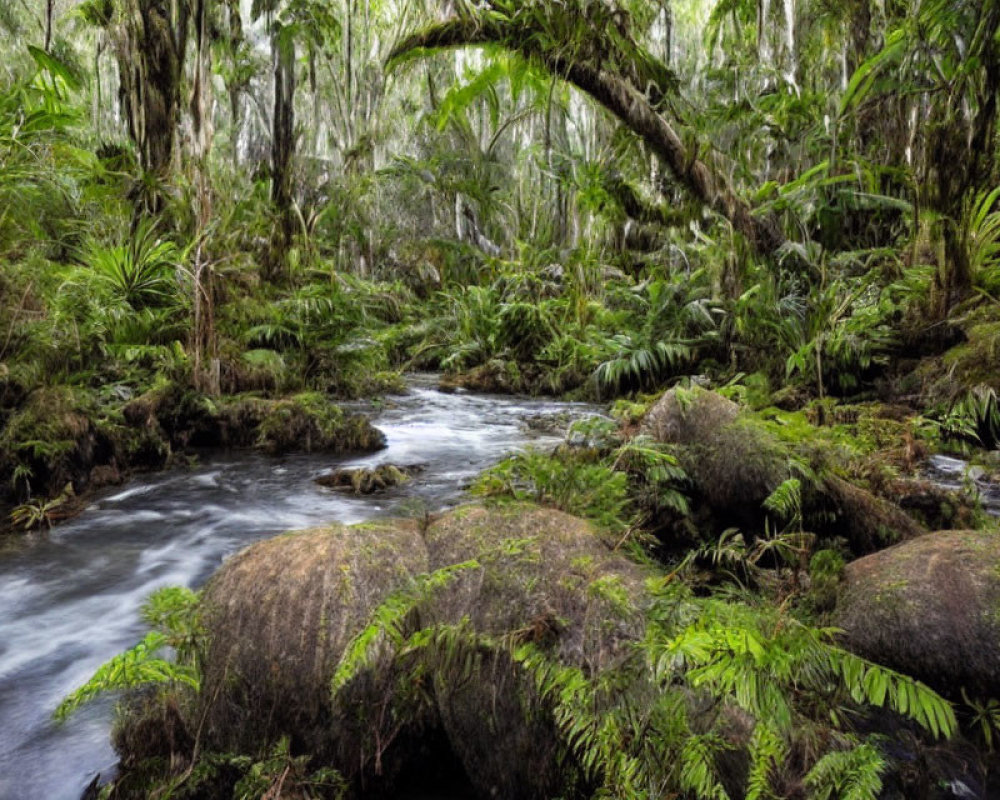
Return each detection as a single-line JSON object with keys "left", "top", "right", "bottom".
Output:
{"left": 131, "top": 503, "right": 648, "bottom": 799}
{"left": 641, "top": 387, "right": 785, "bottom": 521}
{"left": 910, "top": 306, "right": 1000, "bottom": 407}
{"left": 315, "top": 463, "right": 421, "bottom": 494}
{"left": 835, "top": 530, "right": 1000, "bottom": 699}
{"left": 440, "top": 359, "right": 580, "bottom": 397}
{"left": 440, "top": 359, "right": 529, "bottom": 395}
{"left": 640, "top": 387, "right": 926, "bottom": 552}
{"left": 123, "top": 385, "right": 385, "bottom": 455}
{"left": 640, "top": 385, "right": 741, "bottom": 444}
{"left": 199, "top": 518, "right": 429, "bottom": 764}
{"left": 252, "top": 393, "right": 386, "bottom": 454}
{"left": 122, "top": 382, "right": 221, "bottom": 448}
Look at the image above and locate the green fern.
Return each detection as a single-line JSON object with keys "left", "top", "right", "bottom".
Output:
{"left": 54, "top": 632, "right": 198, "bottom": 722}
{"left": 804, "top": 741, "right": 885, "bottom": 800}
{"left": 330, "top": 560, "right": 480, "bottom": 695}
{"left": 55, "top": 586, "right": 204, "bottom": 721}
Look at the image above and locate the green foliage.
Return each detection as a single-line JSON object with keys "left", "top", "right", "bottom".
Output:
{"left": 83, "top": 219, "right": 180, "bottom": 311}
{"left": 762, "top": 477, "right": 802, "bottom": 529}
{"left": 804, "top": 742, "right": 886, "bottom": 800}
{"left": 940, "top": 384, "right": 1000, "bottom": 448}
{"left": 54, "top": 632, "right": 197, "bottom": 722}
{"left": 55, "top": 587, "right": 203, "bottom": 721}
{"left": 473, "top": 448, "right": 631, "bottom": 531}
{"left": 498, "top": 578, "right": 955, "bottom": 800}
{"left": 232, "top": 737, "right": 347, "bottom": 800}
{"left": 595, "top": 337, "right": 691, "bottom": 397}
{"left": 611, "top": 434, "right": 690, "bottom": 518}
{"left": 330, "top": 560, "right": 480, "bottom": 695}
{"left": 962, "top": 688, "right": 1000, "bottom": 751}
{"left": 10, "top": 481, "right": 74, "bottom": 530}
{"left": 660, "top": 591, "right": 956, "bottom": 741}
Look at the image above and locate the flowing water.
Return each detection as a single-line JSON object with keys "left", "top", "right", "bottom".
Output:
{"left": 0, "top": 377, "right": 600, "bottom": 800}
{"left": 926, "top": 454, "right": 1000, "bottom": 516}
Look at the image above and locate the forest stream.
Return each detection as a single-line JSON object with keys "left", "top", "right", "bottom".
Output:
{"left": 0, "top": 377, "right": 600, "bottom": 800}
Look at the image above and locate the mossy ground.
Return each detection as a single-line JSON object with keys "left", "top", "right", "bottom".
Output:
{"left": 0, "top": 383, "right": 385, "bottom": 533}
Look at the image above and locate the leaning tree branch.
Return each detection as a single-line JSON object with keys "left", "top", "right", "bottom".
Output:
{"left": 388, "top": 19, "right": 786, "bottom": 256}
{"left": 602, "top": 171, "right": 689, "bottom": 228}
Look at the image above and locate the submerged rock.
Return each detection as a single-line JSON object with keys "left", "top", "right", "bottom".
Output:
{"left": 124, "top": 503, "right": 647, "bottom": 799}
{"left": 315, "top": 463, "right": 423, "bottom": 494}
{"left": 836, "top": 530, "right": 1000, "bottom": 699}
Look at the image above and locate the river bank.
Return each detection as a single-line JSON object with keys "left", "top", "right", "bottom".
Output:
{"left": 0, "top": 379, "right": 600, "bottom": 799}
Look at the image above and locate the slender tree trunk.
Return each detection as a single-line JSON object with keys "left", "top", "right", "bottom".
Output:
{"left": 190, "top": 0, "right": 218, "bottom": 394}
{"left": 267, "top": 32, "right": 297, "bottom": 280}
{"left": 44, "top": 0, "right": 54, "bottom": 51}
{"left": 226, "top": 0, "right": 245, "bottom": 168}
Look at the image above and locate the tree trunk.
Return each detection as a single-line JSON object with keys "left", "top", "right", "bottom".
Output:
{"left": 44, "top": 0, "right": 54, "bottom": 52}
{"left": 189, "top": 0, "right": 218, "bottom": 395}
{"left": 112, "top": 0, "right": 186, "bottom": 209}
{"left": 267, "top": 32, "right": 297, "bottom": 281}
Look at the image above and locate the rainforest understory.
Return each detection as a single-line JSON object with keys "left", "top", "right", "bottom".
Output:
{"left": 6, "top": 0, "right": 1000, "bottom": 798}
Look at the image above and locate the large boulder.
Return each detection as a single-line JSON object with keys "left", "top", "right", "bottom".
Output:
{"left": 640, "top": 386, "right": 926, "bottom": 552}
{"left": 836, "top": 530, "right": 1000, "bottom": 699}
{"left": 179, "top": 503, "right": 648, "bottom": 799}
{"left": 640, "top": 387, "right": 785, "bottom": 530}
{"left": 198, "top": 518, "right": 429, "bottom": 762}
{"left": 640, "top": 385, "right": 740, "bottom": 444}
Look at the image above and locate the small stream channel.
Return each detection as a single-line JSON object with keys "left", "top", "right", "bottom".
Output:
{"left": 925, "top": 454, "right": 1000, "bottom": 516}
{"left": 0, "top": 376, "right": 601, "bottom": 799}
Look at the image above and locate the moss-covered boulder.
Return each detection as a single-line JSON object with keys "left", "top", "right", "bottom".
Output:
{"left": 199, "top": 518, "right": 429, "bottom": 763}
{"left": 640, "top": 385, "right": 740, "bottom": 444}
{"left": 416, "top": 505, "right": 644, "bottom": 797}
{"left": 122, "top": 382, "right": 221, "bottom": 449}
{"left": 439, "top": 359, "right": 582, "bottom": 397}
{"left": 143, "top": 503, "right": 647, "bottom": 799}
{"left": 250, "top": 393, "right": 386, "bottom": 454}
{"left": 640, "top": 386, "right": 926, "bottom": 552}
{"left": 640, "top": 387, "right": 785, "bottom": 530}
{"left": 835, "top": 530, "right": 1000, "bottom": 699}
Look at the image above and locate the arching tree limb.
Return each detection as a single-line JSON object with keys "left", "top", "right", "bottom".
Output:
{"left": 388, "top": 17, "right": 786, "bottom": 256}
